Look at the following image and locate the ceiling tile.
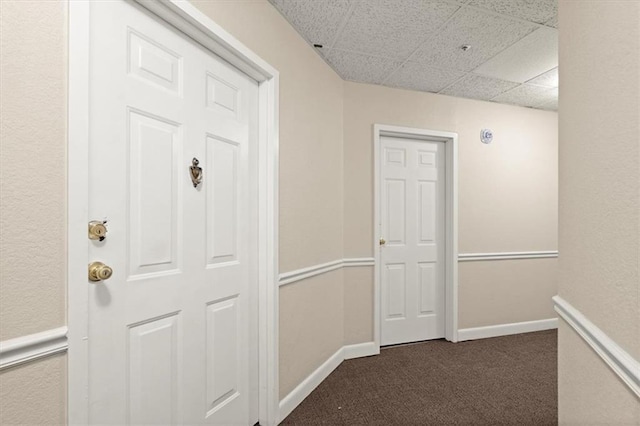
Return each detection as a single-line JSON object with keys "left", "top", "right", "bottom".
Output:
{"left": 537, "top": 98, "right": 558, "bottom": 111}
{"left": 527, "top": 67, "right": 558, "bottom": 87}
{"left": 335, "top": 0, "right": 460, "bottom": 59}
{"left": 384, "top": 61, "right": 466, "bottom": 93}
{"left": 440, "top": 73, "right": 519, "bottom": 100}
{"left": 473, "top": 27, "right": 558, "bottom": 83}
{"left": 544, "top": 14, "right": 558, "bottom": 28}
{"left": 467, "top": 0, "right": 557, "bottom": 24}
{"left": 269, "top": 0, "right": 353, "bottom": 47}
{"left": 324, "top": 49, "right": 403, "bottom": 84}
{"left": 412, "top": 7, "right": 538, "bottom": 72}
{"left": 492, "top": 84, "right": 557, "bottom": 108}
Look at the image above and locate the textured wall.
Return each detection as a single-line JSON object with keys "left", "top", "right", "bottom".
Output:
{"left": 459, "top": 259, "right": 557, "bottom": 328}
{"left": 343, "top": 267, "right": 374, "bottom": 344}
{"left": 279, "top": 270, "right": 344, "bottom": 399}
{"left": 558, "top": 322, "right": 640, "bottom": 424}
{"left": 343, "top": 81, "right": 558, "bottom": 331}
{"left": 557, "top": 0, "right": 640, "bottom": 421}
{"left": 0, "top": 0, "right": 67, "bottom": 342}
{"left": 0, "top": 354, "right": 67, "bottom": 425}
{"left": 0, "top": 2, "right": 68, "bottom": 424}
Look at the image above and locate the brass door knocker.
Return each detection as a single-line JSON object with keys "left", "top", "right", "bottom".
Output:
{"left": 190, "top": 157, "right": 203, "bottom": 188}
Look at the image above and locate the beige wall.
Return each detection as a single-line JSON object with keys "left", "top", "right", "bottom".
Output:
{"left": 459, "top": 259, "right": 557, "bottom": 329}
{"left": 0, "top": 2, "right": 68, "bottom": 424}
{"left": 0, "top": 0, "right": 67, "bottom": 343}
{"left": 558, "top": 0, "right": 640, "bottom": 422}
{"left": 344, "top": 267, "right": 374, "bottom": 345}
{"left": 0, "top": 354, "right": 67, "bottom": 425}
{"left": 558, "top": 322, "right": 640, "bottom": 425}
{"left": 279, "top": 270, "right": 344, "bottom": 399}
{"left": 343, "top": 82, "right": 558, "bottom": 332}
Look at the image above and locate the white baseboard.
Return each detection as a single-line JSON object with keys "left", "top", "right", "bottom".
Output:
{"left": 343, "top": 342, "right": 379, "bottom": 360}
{"left": 278, "top": 347, "right": 344, "bottom": 423}
{"left": 278, "top": 341, "right": 378, "bottom": 422}
{"left": 457, "top": 318, "right": 558, "bottom": 342}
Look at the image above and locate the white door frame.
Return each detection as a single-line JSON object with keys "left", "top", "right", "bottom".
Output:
{"left": 67, "top": 1, "right": 280, "bottom": 424}
{"left": 373, "top": 124, "right": 458, "bottom": 347}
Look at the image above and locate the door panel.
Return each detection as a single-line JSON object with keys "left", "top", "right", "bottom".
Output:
{"left": 380, "top": 136, "right": 445, "bottom": 346}
{"left": 88, "top": 1, "right": 258, "bottom": 424}
{"left": 128, "top": 314, "right": 182, "bottom": 425}
{"left": 206, "top": 297, "right": 240, "bottom": 417}
{"left": 128, "top": 110, "right": 182, "bottom": 277}
{"left": 384, "top": 263, "right": 407, "bottom": 319}
{"left": 206, "top": 136, "right": 239, "bottom": 266}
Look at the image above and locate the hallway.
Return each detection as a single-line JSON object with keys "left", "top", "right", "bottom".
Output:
{"left": 282, "top": 331, "right": 557, "bottom": 425}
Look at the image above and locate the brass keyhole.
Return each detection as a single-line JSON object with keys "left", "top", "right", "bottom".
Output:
{"left": 88, "top": 262, "right": 113, "bottom": 282}
{"left": 89, "top": 221, "right": 108, "bottom": 241}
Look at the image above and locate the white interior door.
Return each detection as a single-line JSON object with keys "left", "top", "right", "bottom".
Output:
{"left": 379, "top": 136, "right": 446, "bottom": 346}
{"left": 87, "top": 1, "right": 258, "bottom": 424}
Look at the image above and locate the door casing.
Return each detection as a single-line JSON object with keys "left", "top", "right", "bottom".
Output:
{"left": 67, "top": 1, "right": 280, "bottom": 424}
{"left": 373, "top": 124, "right": 458, "bottom": 347}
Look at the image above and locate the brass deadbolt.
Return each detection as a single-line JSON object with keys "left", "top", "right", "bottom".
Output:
{"left": 88, "top": 261, "right": 113, "bottom": 282}
{"left": 88, "top": 221, "right": 108, "bottom": 241}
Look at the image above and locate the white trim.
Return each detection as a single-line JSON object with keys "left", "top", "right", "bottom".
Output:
{"left": 67, "top": 2, "right": 280, "bottom": 425}
{"left": 457, "top": 318, "right": 558, "bottom": 342}
{"left": 278, "top": 257, "right": 375, "bottom": 287}
{"left": 373, "top": 124, "right": 459, "bottom": 347}
{"left": 67, "top": 2, "right": 91, "bottom": 422}
{"left": 0, "top": 327, "right": 68, "bottom": 370}
{"left": 459, "top": 251, "right": 558, "bottom": 262}
{"left": 343, "top": 342, "right": 379, "bottom": 360}
{"left": 343, "top": 257, "right": 376, "bottom": 267}
{"left": 554, "top": 295, "right": 640, "bottom": 398}
{"left": 279, "top": 260, "right": 343, "bottom": 286}
{"left": 278, "top": 348, "right": 344, "bottom": 423}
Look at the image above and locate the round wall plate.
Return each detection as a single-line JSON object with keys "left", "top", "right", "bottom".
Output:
{"left": 480, "top": 129, "right": 493, "bottom": 144}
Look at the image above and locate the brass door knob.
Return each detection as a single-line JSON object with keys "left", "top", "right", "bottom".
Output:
{"left": 379, "top": 238, "right": 386, "bottom": 246}
{"left": 88, "top": 221, "right": 108, "bottom": 241}
{"left": 88, "top": 261, "right": 113, "bottom": 282}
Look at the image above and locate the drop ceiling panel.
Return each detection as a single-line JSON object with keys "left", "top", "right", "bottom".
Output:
{"left": 270, "top": 0, "right": 353, "bottom": 47}
{"left": 440, "top": 73, "right": 519, "bottom": 101}
{"left": 538, "top": 97, "right": 558, "bottom": 111}
{"left": 474, "top": 27, "right": 558, "bottom": 83}
{"left": 527, "top": 67, "right": 558, "bottom": 87}
{"left": 268, "top": 0, "right": 559, "bottom": 111}
{"left": 385, "top": 61, "right": 466, "bottom": 93}
{"left": 335, "top": 0, "right": 460, "bottom": 59}
{"left": 492, "top": 84, "right": 557, "bottom": 108}
{"left": 324, "top": 49, "right": 403, "bottom": 84}
{"left": 544, "top": 15, "right": 558, "bottom": 28}
{"left": 467, "top": 0, "right": 557, "bottom": 24}
{"left": 412, "top": 7, "right": 538, "bottom": 72}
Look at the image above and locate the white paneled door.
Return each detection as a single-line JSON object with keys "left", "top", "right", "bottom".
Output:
{"left": 87, "top": 1, "right": 258, "bottom": 424}
{"left": 379, "top": 136, "right": 446, "bottom": 346}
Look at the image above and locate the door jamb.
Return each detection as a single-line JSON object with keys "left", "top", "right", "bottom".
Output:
{"left": 373, "top": 124, "right": 458, "bottom": 348}
{"left": 67, "top": 1, "right": 280, "bottom": 424}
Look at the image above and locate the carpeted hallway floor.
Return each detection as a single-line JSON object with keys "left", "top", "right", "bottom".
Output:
{"left": 281, "top": 330, "right": 557, "bottom": 425}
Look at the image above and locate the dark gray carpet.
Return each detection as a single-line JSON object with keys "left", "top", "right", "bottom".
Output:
{"left": 281, "top": 330, "right": 557, "bottom": 425}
